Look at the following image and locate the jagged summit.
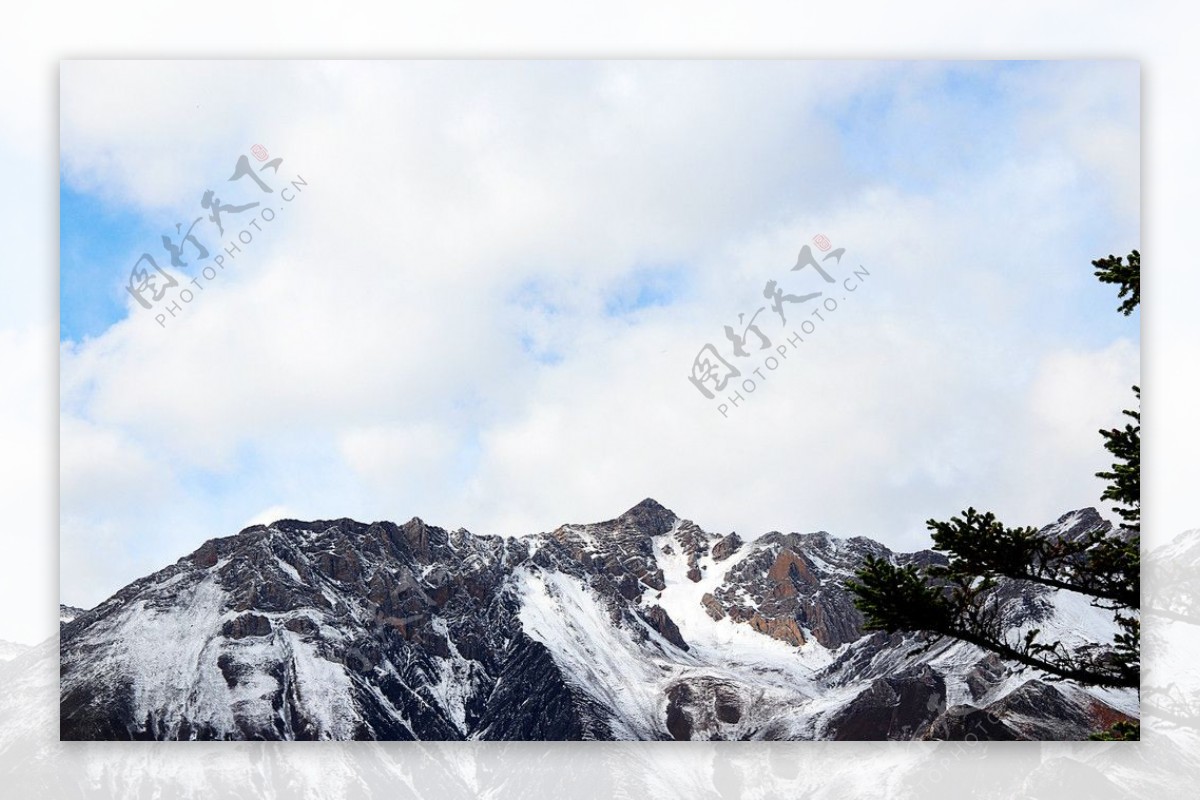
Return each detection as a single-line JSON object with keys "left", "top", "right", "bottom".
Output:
{"left": 614, "top": 497, "right": 679, "bottom": 537}
{"left": 257, "top": 500, "right": 682, "bottom": 543}
{"left": 1039, "top": 507, "right": 1108, "bottom": 540}
{"left": 625, "top": 497, "right": 673, "bottom": 515}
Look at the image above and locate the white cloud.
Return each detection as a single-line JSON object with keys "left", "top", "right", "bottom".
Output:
{"left": 58, "top": 61, "right": 1140, "bottom": 605}
{"left": 339, "top": 421, "right": 467, "bottom": 501}
{"left": 59, "top": 414, "right": 172, "bottom": 516}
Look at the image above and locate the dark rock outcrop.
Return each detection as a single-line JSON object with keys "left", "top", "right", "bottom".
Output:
{"left": 826, "top": 667, "right": 946, "bottom": 741}
{"left": 712, "top": 532, "right": 742, "bottom": 562}
{"left": 641, "top": 605, "right": 689, "bottom": 651}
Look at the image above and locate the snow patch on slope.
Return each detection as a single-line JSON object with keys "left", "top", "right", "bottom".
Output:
{"left": 70, "top": 570, "right": 358, "bottom": 739}
{"left": 427, "top": 616, "right": 481, "bottom": 735}
{"left": 517, "top": 568, "right": 671, "bottom": 739}
{"left": 283, "top": 629, "right": 357, "bottom": 739}
{"left": 651, "top": 526, "right": 835, "bottom": 685}
{"left": 516, "top": 527, "right": 842, "bottom": 740}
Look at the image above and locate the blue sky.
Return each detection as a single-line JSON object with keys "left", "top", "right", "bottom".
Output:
{"left": 603, "top": 264, "right": 689, "bottom": 318}
{"left": 60, "top": 182, "right": 165, "bottom": 341}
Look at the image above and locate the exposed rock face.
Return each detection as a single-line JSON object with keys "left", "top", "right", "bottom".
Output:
{"left": 964, "top": 653, "right": 1010, "bottom": 701}
{"left": 59, "top": 501, "right": 1137, "bottom": 741}
{"left": 665, "top": 678, "right": 746, "bottom": 741}
{"left": 700, "top": 593, "right": 725, "bottom": 621}
{"left": 641, "top": 605, "right": 689, "bottom": 651}
{"left": 666, "top": 520, "right": 714, "bottom": 583}
{"left": 826, "top": 667, "right": 946, "bottom": 741}
{"left": 549, "top": 499, "right": 668, "bottom": 600}
{"left": 702, "top": 532, "right": 925, "bottom": 648}
{"left": 712, "top": 532, "right": 742, "bottom": 562}
{"left": 735, "top": 611, "right": 806, "bottom": 646}
{"left": 924, "top": 705, "right": 1023, "bottom": 740}
{"left": 221, "top": 613, "right": 271, "bottom": 639}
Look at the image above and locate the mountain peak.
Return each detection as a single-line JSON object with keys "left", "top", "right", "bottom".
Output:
{"left": 627, "top": 497, "right": 671, "bottom": 513}
{"left": 1041, "top": 507, "right": 1110, "bottom": 543}
{"left": 617, "top": 498, "right": 678, "bottom": 536}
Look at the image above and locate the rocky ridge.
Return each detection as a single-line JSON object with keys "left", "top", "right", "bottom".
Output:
{"left": 59, "top": 499, "right": 1137, "bottom": 741}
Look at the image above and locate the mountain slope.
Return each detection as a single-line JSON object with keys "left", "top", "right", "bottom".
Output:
{"left": 59, "top": 499, "right": 1137, "bottom": 741}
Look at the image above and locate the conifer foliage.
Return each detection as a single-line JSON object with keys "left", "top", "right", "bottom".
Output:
{"left": 847, "top": 250, "right": 1141, "bottom": 738}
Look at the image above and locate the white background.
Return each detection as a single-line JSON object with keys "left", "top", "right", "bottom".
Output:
{"left": 2, "top": 1, "right": 1198, "bottom": 798}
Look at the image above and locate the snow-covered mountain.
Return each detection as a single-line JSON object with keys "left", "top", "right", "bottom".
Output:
{"left": 59, "top": 499, "right": 1137, "bottom": 741}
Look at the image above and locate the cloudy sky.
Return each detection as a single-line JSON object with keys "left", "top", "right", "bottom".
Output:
{"left": 59, "top": 60, "right": 1139, "bottom": 609}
